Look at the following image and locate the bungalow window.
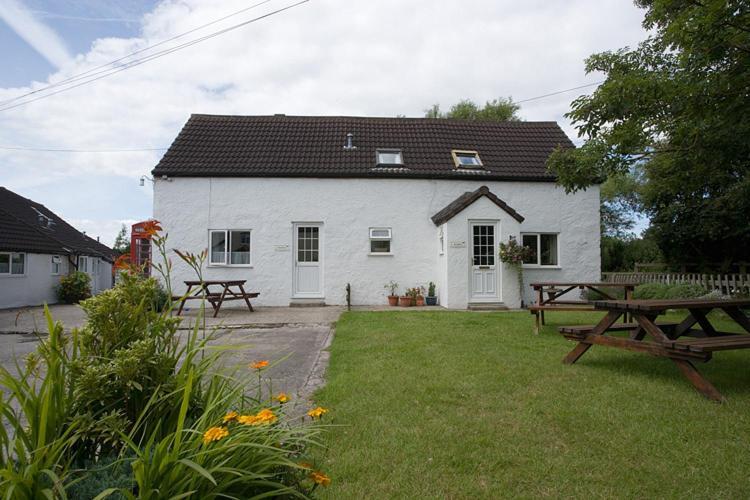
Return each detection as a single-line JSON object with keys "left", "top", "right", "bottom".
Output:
{"left": 0, "top": 252, "right": 25, "bottom": 275}
{"left": 369, "top": 227, "right": 392, "bottom": 254}
{"left": 376, "top": 149, "right": 403, "bottom": 165}
{"left": 210, "top": 230, "right": 251, "bottom": 265}
{"left": 451, "top": 150, "right": 482, "bottom": 168}
{"left": 521, "top": 233, "right": 559, "bottom": 266}
{"left": 51, "top": 255, "right": 61, "bottom": 275}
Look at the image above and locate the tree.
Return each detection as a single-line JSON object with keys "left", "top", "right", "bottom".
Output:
{"left": 547, "top": 0, "right": 750, "bottom": 270}
{"left": 424, "top": 97, "right": 520, "bottom": 121}
{"left": 113, "top": 224, "right": 130, "bottom": 256}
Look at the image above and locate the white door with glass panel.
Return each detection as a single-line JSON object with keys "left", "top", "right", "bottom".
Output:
{"left": 293, "top": 223, "right": 323, "bottom": 298}
{"left": 469, "top": 222, "right": 499, "bottom": 301}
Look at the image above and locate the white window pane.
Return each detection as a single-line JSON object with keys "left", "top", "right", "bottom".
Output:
{"left": 211, "top": 231, "right": 226, "bottom": 264}
{"left": 0, "top": 254, "right": 9, "bottom": 274}
{"left": 371, "top": 240, "right": 391, "bottom": 253}
{"left": 457, "top": 153, "right": 480, "bottom": 165}
{"left": 11, "top": 254, "right": 24, "bottom": 274}
{"left": 230, "top": 231, "right": 251, "bottom": 265}
{"left": 540, "top": 234, "right": 558, "bottom": 266}
{"left": 377, "top": 150, "right": 402, "bottom": 164}
{"left": 370, "top": 228, "right": 391, "bottom": 239}
{"left": 522, "top": 234, "right": 538, "bottom": 265}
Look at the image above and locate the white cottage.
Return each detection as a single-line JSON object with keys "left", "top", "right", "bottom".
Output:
{"left": 0, "top": 187, "right": 114, "bottom": 309}
{"left": 152, "top": 114, "right": 600, "bottom": 309}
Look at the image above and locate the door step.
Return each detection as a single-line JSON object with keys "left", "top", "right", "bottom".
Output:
{"left": 468, "top": 302, "right": 508, "bottom": 311}
{"left": 289, "top": 299, "right": 327, "bottom": 307}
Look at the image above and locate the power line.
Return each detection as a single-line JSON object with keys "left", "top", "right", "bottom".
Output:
{"left": 0, "top": 0, "right": 276, "bottom": 108}
{"left": 0, "top": 145, "right": 166, "bottom": 153}
{"left": 0, "top": 0, "right": 306, "bottom": 112}
{"left": 516, "top": 81, "right": 604, "bottom": 103}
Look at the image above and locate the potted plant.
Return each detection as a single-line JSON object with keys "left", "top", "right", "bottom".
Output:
{"left": 399, "top": 292, "right": 413, "bottom": 306}
{"left": 426, "top": 282, "right": 437, "bottom": 305}
{"left": 499, "top": 236, "right": 534, "bottom": 307}
{"left": 384, "top": 281, "right": 399, "bottom": 306}
{"left": 415, "top": 286, "right": 426, "bottom": 306}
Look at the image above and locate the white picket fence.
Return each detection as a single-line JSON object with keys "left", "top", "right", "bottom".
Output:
{"left": 602, "top": 272, "right": 750, "bottom": 295}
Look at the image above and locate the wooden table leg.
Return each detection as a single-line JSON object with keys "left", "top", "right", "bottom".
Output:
{"left": 722, "top": 306, "right": 750, "bottom": 334}
{"left": 213, "top": 284, "right": 229, "bottom": 318}
{"left": 671, "top": 359, "right": 725, "bottom": 402}
{"left": 176, "top": 284, "right": 193, "bottom": 316}
{"left": 562, "top": 310, "right": 622, "bottom": 364}
{"left": 690, "top": 308, "right": 719, "bottom": 337}
{"left": 238, "top": 283, "right": 254, "bottom": 312}
{"left": 563, "top": 343, "right": 592, "bottom": 364}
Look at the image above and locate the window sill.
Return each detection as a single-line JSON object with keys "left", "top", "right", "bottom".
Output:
{"left": 207, "top": 264, "right": 254, "bottom": 268}
{"left": 368, "top": 252, "right": 394, "bottom": 257}
{"left": 522, "top": 265, "right": 562, "bottom": 270}
{"left": 0, "top": 274, "right": 27, "bottom": 278}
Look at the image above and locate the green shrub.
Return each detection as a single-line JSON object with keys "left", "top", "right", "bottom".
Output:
{"left": 583, "top": 287, "right": 627, "bottom": 301}
{"left": 633, "top": 282, "right": 707, "bottom": 300}
{"left": 56, "top": 271, "right": 91, "bottom": 303}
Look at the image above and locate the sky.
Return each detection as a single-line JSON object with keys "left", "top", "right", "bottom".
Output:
{"left": 0, "top": 0, "right": 650, "bottom": 246}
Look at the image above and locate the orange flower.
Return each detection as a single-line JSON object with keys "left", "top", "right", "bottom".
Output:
{"left": 142, "top": 219, "right": 162, "bottom": 237}
{"left": 250, "top": 360, "right": 269, "bottom": 370}
{"left": 202, "top": 426, "right": 228, "bottom": 445}
{"left": 113, "top": 254, "right": 131, "bottom": 270}
{"left": 223, "top": 411, "right": 239, "bottom": 423}
{"left": 274, "top": 392, "right": 289, "bottom": 404}
{"left": 307, "top": 407, "right": 328, "bottom": 419}
{"left": 255, "top": 408, "right": 278, "bottom": 424}
{"left": 238, "top": 414, "right": 261, "bottom": 425}
{"left": 309, "top": 470, "right": 331, "bottom": 487}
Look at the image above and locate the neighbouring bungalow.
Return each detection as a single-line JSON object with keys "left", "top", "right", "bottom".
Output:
{"left": 152, "top": 114, "right": 600, "bottom": 309}
{"left": 0, "top": 187, "right": 115, "bottom": 309}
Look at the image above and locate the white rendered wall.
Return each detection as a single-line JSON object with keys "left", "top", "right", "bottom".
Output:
{"left": 0, "top": 253, "right": 67, "bottom": 309}
{"left": 153, "top": 177, "right": 600, "bottom": 308}
{"left": 0, "top": 254, "right": 113, "bottom": 310}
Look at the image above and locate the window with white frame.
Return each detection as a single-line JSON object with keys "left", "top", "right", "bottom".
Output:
{"left": 376, "top": 149, "right": 403, "bottom": 165}
{"left": 522, "top": 233, "right": 559, "bottom": 266}
{"left": 51, "top": 255, "right": 61, "bottom": 275}
{"left": 0, "top": 252, "right": 25, "bottom": 275}
{"left": 79, "top": 256, "right": 89, "bottom": 273}
{"left": 369, "top": 227, "right": 392, "bottom": 254}
{"left": 209, "top": 230, "right": 251, "bottom": 265}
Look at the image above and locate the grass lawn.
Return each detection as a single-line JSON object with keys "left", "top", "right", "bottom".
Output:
{"left": 314, "top": 310, "right": 750, "bottom": 498}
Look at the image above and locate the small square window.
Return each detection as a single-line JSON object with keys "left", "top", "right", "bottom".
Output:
{"left": 210, "top": 230, "right": 251, "bottom": 265}
{"left": 376, "top": 149, "right": 403, "bottom": 165}
{"left": 451, "top": 150, "right": 482, "bottom": 168}
{"left": 521, "top": 233, "right": 559, "bottom": 266}
{"left": 369, "top": 227, "right": 392, "bottom": 254}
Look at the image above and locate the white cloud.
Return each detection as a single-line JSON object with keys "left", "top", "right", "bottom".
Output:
{"left": 0, "top": 0, "right": 649, "bottom": 241}
{"left": 0, "top": 0, "right": 72, "bottom": 67}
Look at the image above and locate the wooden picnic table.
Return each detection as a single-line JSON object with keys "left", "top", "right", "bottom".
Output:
{"left": 558, "top": 298, "right": 750, "bottom": 401}
{"left": 528, "top": 282, "right": 637, "bottom": 334}
{"left": 174, "top": 280, "right": 259, "bottom": 318}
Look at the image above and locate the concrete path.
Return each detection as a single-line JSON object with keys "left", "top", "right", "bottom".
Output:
{"left": 0, "top": 304, "right": 344, "bottom": 404}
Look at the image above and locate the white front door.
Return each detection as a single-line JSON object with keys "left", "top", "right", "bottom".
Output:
{"left": 469, "top": 222, "right": 499, "bottom": 302}
{"left": 293, "top": 223, "right": 323, "bottom": 298}
{"left": 79, "top": 256, "right": 99, "bottom": 294}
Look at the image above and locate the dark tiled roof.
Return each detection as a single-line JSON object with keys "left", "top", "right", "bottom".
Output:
{"left": 152, "top": 114, "right": 574, "bottom": 181}
{"left": 0, "top": 187, "right": 115, "bottom": 261}
{"left": 431, "top": 186, "right": 524, "bottom": 226}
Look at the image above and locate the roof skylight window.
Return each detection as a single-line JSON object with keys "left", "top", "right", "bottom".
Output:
{"left": 452, "top": 150, "right": 483, "bottom": 168}
{"left": 376, "top": 149, "right": 403, "bottom": 165}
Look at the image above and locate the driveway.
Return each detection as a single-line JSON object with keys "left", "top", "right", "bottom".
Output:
{"left": 0, "top": 304, "right": 344, "bottom": 404}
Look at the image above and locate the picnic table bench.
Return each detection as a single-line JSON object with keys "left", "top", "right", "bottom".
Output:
{"left": 173, "top": 280, "right": 259, "bottom": 318}
{"left": 558, "top": 298, "right": 750, "bottom": 401}
{"left": 529, "top": 282, "right": 637, "bottom": 334}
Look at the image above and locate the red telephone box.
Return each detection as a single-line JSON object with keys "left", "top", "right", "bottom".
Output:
{"left": 130, "top": 221, "right": 153, "bottom": 276}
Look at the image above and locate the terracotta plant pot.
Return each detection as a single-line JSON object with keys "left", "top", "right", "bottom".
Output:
{"left": 425, "top": 296, "right": 437, "bottom": 306}
{"left": 399, "top": 296, "right": 412, "bottom": 307}
{"left": 415, "top": 295, "right": 425, "bottom": 306}
{"left": 387, "top": 295, "right": 399, "bottom": 306}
